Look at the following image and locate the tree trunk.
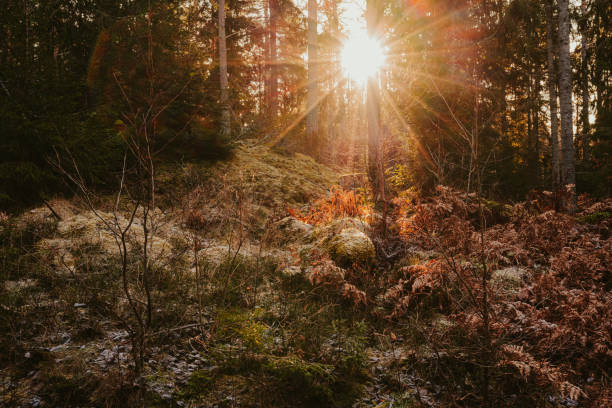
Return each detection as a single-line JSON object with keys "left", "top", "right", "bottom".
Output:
{"left": 366, "top": 0, "right": 383, "bottom": 208}
{"left": 263, "top": 0, "right": 270, "bottom": 111}
{"left": 557, "top": 0, "right": 576, "bottom": 211}
{"left": 218, "top": 0, "right": 231, "bottom": 138}
{"left": 534, "top": 70, "right": 541, "bottom": 187}
{"left": 546, "top": 1, "right": 561, "bottom": 190}
{"left": 327, "top": 0, "right": 340, "bottom": 163}
{"left": 269, "top": 0, "right": 279, "bottom": 118}
{"left": 580, "top": 0, "right": 590, "bottom": 161}
{"left": 527, "top": 68, "right": 536, "bottom": 185}
{"left": 306, "top": 0, "right": 318, "bottom": 155}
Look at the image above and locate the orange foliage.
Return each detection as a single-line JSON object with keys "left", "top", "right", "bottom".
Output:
{"left": 390, "top": 186, "right": 612, "bottom": 405}
{"left": 289, "top": 186, "right": 369, "bottom": 225}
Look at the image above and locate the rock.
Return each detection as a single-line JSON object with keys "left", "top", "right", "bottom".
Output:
{"left": 30, "top": 396, "right": 41, "bottom": 407}
{"left": 276, "top": 216, "right": 313, "bottom": 239}
{"left": 326, "top": 227, "right": 375, "bottom": 267}
{"left": 303, "top": 217, "right": 375, "bottom": 267}
{"left": 99, "top": 349, "right": 116, "bottom": 363}
{"left": 280, "top": 266, "right": 301, "bottom": 276}
{"left": 4, "top": 279, "right": 37, "bottom": 292}
{"left": 325, "top": 217, "right": 370, "bottom": 236}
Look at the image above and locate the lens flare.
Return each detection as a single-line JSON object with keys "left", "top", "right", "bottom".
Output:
{"left": 341, "top": 31, "right": 386, "bottom": 84}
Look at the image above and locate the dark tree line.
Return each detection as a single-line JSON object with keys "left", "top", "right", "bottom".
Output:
{"left": 1, "top": 0, "right": 611, "bottom": 212}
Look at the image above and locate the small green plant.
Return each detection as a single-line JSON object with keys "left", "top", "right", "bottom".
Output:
{"left": 216, "top": 308, "right": 271, "bottom": 352}
{"left": 577, "top": 211, "right": 612, "bottom": 224}
{"left": 180, "top": 370, "right": 215, "bottom": 398}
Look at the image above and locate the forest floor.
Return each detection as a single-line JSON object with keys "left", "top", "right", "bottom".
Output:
{"left": 1, "top": 141, "right": 611, "bottom": 407}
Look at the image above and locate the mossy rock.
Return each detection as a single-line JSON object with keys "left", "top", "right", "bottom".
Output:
{"left": 305, "top": 217, "right": 374, "bottom": 267}
{"left": 325, "top": 227, "right": 375, "bottom": 268}
{"left": 276, "top": 216, "right": 313, "bottom": 243}
{"left": 311, "top": 217, "right": 370, "bottom": 241}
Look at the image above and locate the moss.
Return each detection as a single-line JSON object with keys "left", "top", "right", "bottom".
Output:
{"left": 180, "top": 370, "right": 215, "bottom": 398}
{"left": 261, "top": 356, "right": 336, "bottom": 407}
{"left": 216, "top": 143, "right": 338, "bottom": 209}
{"left": 389, "top": 394, "right": 420, "bottom": 407}
{"left": 483, "top": 199, "right": 514, "bottom": 224}
{"left": 216, "top": 308, "right": 272, "bottom": 352}
{"left": 306, "top": 217, "right": 375, "bottom": 267}
{"left": 326, "top": 227, "right": 375, "bottom": 267}
{"left": 217, "top": 353, "right": 349, "bottom": 408}
{"left": 207, "top": 338, "right": 367, "bottom": 408}
{"left": 40, "top": 374, "right": 94, "bottom": 407}
{"left": 577, "top": 211, "right": 612, "bottom": 224}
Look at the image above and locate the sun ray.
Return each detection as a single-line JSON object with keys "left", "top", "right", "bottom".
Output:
{"left": 267, "top": 73, "right": 347, "bottom": 146}
{"left": 341, "top": 30, "right": 386, "bottom": 85}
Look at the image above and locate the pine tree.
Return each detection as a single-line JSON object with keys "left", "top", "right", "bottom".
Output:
{"left": 557, "top": 0, "right": 576, "bottom": 210}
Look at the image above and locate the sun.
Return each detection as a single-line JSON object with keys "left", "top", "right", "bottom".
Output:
{"left": 341, "top": 30, "right": 386, "bottom": 85}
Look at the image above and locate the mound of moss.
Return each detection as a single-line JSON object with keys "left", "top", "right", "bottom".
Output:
{"left": 326, "top": 228, "right": 375, "bottom": 268}
{"left": 219, "top": 143, "right": 338, "bottom": 208}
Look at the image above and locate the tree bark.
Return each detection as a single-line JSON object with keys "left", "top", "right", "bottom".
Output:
{"left": 557, "top": 0, "right": 576, "bottom": 211}
{"left": 218, "top": 0, "right": 231, "bottom": 138}
{"left": 306, "top": 0, "right": 318, "bottom": 155}
{"left": 580, "top": 0, "right": 590, "bottom": 161}
{"left": 263, "top": 0, "right": 270, "bottom": 110}
{"left": 269, "top": 0, "right": 279, "bottom": 118}
{"left": 327, "top": 0, "right": 340, "bottom": 162}
{"left": 534, "top": 70, "right": 541, "bottom": 187}
{"left": 546, "top": 1, "right": 561, "bottom": 190}
{"left": 366, "top": 0, "right": 383, "bottom": 208}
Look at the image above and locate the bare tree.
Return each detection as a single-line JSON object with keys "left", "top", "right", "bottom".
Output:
{"left": 51, "top": 6, "right": 193, "bottom": 379}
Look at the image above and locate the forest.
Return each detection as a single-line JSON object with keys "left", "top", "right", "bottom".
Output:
{"left": 0, "top": 0, "right": 611, "bottom": 407}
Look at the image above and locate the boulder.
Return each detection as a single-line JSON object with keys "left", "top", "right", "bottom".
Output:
{"left": 275, "top": 216, "right": 313, "bottom": 242}
{"left": 325, "top": 227, "right": 375, "bottom": 267}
